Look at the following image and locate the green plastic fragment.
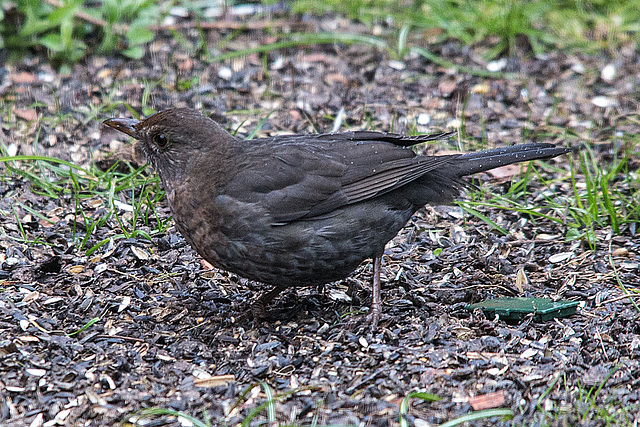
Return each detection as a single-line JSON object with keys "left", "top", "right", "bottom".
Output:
{"left": 465, "top": 297, "right": 579, "bottom": 322}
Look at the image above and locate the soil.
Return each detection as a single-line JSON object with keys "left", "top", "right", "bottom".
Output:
{"left": 1, "top": 10, "right": 639, "bottom": 427}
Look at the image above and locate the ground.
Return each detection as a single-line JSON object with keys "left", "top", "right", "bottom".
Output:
{"left": 1, "top": 10, "right": 640, "bottom": 427}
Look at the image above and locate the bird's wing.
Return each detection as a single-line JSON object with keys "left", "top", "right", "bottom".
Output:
{"left": 223, "top": 132, "right": 458, "bottom": 223}
{"left": 315, "top": 130, "right": 456, "bottom": 147}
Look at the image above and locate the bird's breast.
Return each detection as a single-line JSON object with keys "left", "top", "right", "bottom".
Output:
{"left": 168, "top": 188, "right": 412, "bottom": 288}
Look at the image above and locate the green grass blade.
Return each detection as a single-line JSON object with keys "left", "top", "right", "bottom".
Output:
{"left": 67, "top": 317, "right": 100, "bottom": 337}
{"left": 458, "top": 204, "right": 509, "bottom": 235}
{"left": 0, "top": 155, "right": 90, "bottom": 174}
{"left": 439, "top": 408, "right": 513, "bottom": 427}
{"left": 131, "top": 408, "right": 211, "bottom": 427}
{"left": 208, "top": 32, "right": 390, "bottom": 62}
{"left": 411, "top": 47, "right": 516, "bottom": 79}
{"left": 399, "top": 391, "right": 441, "bottom": 427}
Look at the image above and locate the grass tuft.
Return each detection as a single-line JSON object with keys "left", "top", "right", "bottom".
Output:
{"left": 0, "top": 151, "right": 164, "bottom": 256}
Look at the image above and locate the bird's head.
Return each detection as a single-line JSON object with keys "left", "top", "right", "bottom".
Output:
{"left": 103, "top": 108, "right": 235, "bottom": 184}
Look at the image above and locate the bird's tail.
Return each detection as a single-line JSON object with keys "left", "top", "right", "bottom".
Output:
{"left": 451, "top": 143, "right": 570, "bottom": 177}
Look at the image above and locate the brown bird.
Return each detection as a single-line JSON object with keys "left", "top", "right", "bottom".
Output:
{"left": 104, "top": 108, "right": 569, "bottom": 327}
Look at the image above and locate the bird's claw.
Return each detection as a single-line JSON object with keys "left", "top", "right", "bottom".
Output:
{"left": 367, "top": 307, "right": 381, "bottom": 330}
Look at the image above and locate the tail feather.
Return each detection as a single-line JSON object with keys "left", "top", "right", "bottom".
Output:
{"left": 451, "top": 143, "right": 569, "bottom": 177}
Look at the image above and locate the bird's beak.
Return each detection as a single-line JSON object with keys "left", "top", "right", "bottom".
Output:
{"left": 103, "top": 118, "right": 140, "bottom": 139}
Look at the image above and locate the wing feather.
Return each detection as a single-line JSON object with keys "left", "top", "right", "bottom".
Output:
{"left": 222, "top": 132, "right": 455, "bottom": 223}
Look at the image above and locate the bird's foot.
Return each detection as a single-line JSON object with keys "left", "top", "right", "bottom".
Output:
{"left": 367, "top": 255, "right": 383, "bottom": 331}
{"left": 366, "top": 306, "right": 382, "bottom": 331}
{"left": 251, "top": 298, "right": 268, "bottom": 320}
{"left": 248, "top": 286, "right": 285, "bottom": 321}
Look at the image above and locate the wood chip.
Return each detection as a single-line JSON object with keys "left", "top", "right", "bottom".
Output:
{"left": 43, "top": 297, "right": 64, "bottom": 305}
{"left": 130, "top": 246, "right": 149, "bottom": 260}
{"left": 14, "top": 108, "right": 38, "bottom": 121}
{"left": 548, "top": 252, "right": 574, "bottom": 263}
{"left": 67, "top": 265, "right": 84, "bottom": 274}
{"left": 26, "top": 368, "right": 47, "bottom": 377}
{"left": 611, "top": 248, "right": 629, "bottom": 257}
{"left": 11, "top": 71, "right": 36, "bottom": 83}
{"left": 515, "top": 268, "right": 529, "bottom": 292}
{"left": 469, "top": 390, "right": 505, "bottom": 410}
{"left": 193, "top": 374, "right": 235, "bottom": 388}
{"left": 117, "top": 296, "right": 131, "bottom": 313}
{"left": 22, "top": 291, "right": 40, "bottom": 304}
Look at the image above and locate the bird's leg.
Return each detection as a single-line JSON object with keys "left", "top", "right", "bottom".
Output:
{"left": 367, "top": 255, "right": 383, "bottom": 329}
{"left": 251, "top": 286, "right": 285, "bottom": 319}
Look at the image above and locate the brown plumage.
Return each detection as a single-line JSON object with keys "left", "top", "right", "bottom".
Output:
{"left": 104, "top": 108, "right": 569, "bottom": 327}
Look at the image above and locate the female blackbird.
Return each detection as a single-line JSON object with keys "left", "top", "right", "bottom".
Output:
{"left": 104, "top": 108, "right": 569, "bottom": 327}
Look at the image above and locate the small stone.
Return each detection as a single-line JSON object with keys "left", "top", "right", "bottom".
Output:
{"left": 417, "top": 113, "right": 431, "bottom": 125}
{"left": 170, "top": 6, "right": 189, "bottom": 17}
{"left": 612, "top": 248, "right": 629, "bottom": 257}
{"left": 601, "top": 63, "right": 616, "bottom": 83}
{"left": 271, "top": 57, "right": 285, "bottom": 71}
{"left": 217, "top": 66, "right": 233, "bottom": 81}
{"left": 3, "top": 257, "right": 22, "bottom": 270}
{"left": 7, "top": 143, "right": 17, "bottom": 157}
{"left": 571, "top": 62, "right": 585, "bottom": 73}
{"left": 317, "top": 323, "right": 330, "bottom": 334}
{"left": 472, "top": 83, "right": 490, "bottom": 94}
{"left": 487, "top": 58, "right": 507, "bottom": 72}
{"left": 359, "top": 336, "right": 369, "bottom": 348}
{"left": 591, "top": 96, "right": 616, "bottom": 108}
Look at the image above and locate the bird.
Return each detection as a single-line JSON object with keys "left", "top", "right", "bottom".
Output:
{"left": 103, "top": 108, "right": 569, "bottom": 328}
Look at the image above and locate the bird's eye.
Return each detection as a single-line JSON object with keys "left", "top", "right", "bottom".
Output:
{"left": 152, "top": 133, "right": 168, "bottom": 147}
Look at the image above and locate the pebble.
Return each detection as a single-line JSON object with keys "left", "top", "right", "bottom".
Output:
{"left": 417, "top": 113, "right": 431, "bottom": 125}
{"left": 601, "top": 63, "right": 616, "bottom": 83}
{"left": 217, "top": 66, "right": 233, "bottom": 81}
{"left": 487, "top": 58, "right": 507, "bottom": 72}
{"left": 591, "top": 96, "right": 616, "bottom": 108}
